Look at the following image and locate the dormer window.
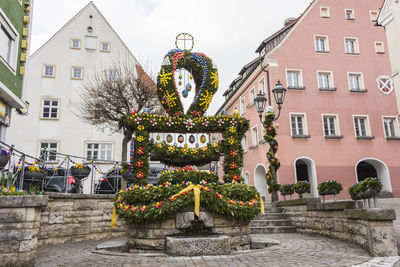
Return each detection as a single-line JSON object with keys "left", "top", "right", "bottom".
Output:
{"left": 320, "top": 7, "right": 330, "bottom": 18}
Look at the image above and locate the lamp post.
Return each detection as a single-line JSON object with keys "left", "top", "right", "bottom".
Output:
{"left": 256, "top": 54, "right": 287, "bottom": 202}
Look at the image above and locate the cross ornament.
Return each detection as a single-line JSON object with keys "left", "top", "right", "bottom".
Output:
{"left": 175, "top": 33, "right": 194, "bottom": 51}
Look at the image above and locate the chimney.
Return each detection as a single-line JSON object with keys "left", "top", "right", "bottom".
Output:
{"left": 284, "top": 17, "right": 296, "bottom": 26}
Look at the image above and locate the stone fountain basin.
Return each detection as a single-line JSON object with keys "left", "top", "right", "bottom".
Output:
{"left": 166, "top": 235, "right": 231, "bottom": 256}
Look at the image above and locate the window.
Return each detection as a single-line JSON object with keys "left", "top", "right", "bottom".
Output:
{"left": 354, "top": 116, "right": 371, "bottom": 138}
{"left": 383, "top": 117, "right": 398, "bottom": 138}
{"left": 70, "top": 39, "right": 81, "bottom": 49}
{"left": 241, "top": 134, "right": 248, "bottom": 152}
{"left": 320, "top": 7, "right": 330, "bottom": 18}
{"left": 345, "top": 38, "right": 359, "bottom": 54}
{"left": 290, "top": 114, "right": 307, "bottom": 137}
{"left": 0, "top": 10, "right": 18, "bottom": 70}
{"left": 345, "top": 9, "right": 355, "bottom": 20}
{"left": 322, "top": 115, "right": 340, "bottom": 137}
{"left": 258, "top": 78, "right": 265, "bottom": 94}
{"left": 39, "top": 142, "right": 58, "bottom": 162}
{"left": 100, "top": 42, "right": 110, "bottom": 52}
{"left": 87, "top": 143, "right": 112, "bottom": 161}
{"left": 251, "top": 126, "right": 258, "bottom": 147}
{"left": 375, "top": 42, "right": 385, "bottom": 54}
{"left": 71, "top": 66, "right": 83, "bottom": 80}
{"left": 42, "top": 65, "right": 55, "bottom": 78}
{"left": 318, "top": 71, "right": 334, "bottom": 90}
{"left": 41, "top": 99, "right": 59, "bottom": 119}
{"left": 348, "top": 73, "right": 365, "bottom": 91}
{"left": 315, "top": 36, "right": 329, "bottom": 52}
{"left": 240, "top": 97, "right": 245, "bottom": 115}
{"left": 249, "top": 88, "right": 255, "bottom": 106}
{"left": 370, "top": 11, "right": 378, "bottom": 22}
{"left": 286, "top": 70, "right": 303, "bottom": 89}
{"left": 107, "top": 70, "right": 117, "bottom": 81}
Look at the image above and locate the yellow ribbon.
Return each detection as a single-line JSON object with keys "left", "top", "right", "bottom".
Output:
{"left": 110, "top": 206, "right": 117, "bottom": 228}
{"left": 171, "top": 184, "right": 202, "bottom": 217}
{"left": 260, "top": 195, "right": 265, "bottom": 214}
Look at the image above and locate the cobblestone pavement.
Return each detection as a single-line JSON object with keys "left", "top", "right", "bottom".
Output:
{"left": 36, "top": 233, "right": 374, "bottom": 267}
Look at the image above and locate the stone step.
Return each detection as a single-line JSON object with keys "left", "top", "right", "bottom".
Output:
{"left": 264, "top": 207, "right": 283, "bottom": 213}
{"left": 250, "top": 226, "right": 297, "bottom": 234}
{"left": 256, "top": 213, "right": 288, "bottom": 220}
{"left": 250, "top": 219, "right": 293, "bottom": 227}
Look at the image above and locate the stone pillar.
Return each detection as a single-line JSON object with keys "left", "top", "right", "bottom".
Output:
{"left": 0, "top": 195, "right": 48, "bottom": 267}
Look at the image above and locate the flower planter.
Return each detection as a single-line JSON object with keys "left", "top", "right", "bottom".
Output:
{"left": 319, "top": 188, "right": 341, "bottom": 196}
{"left": 280, "top": 191, "right": 294, "bottom": 196}
{"left": 351, "top": 192, "right": 365, "bottom": 201}
{"left": 122, "top": 170, "right": 134, "bottom": 182}
{"left": 364, "top": 187, "right": 381, "bottom": 198}
{"left": 70, "top": 167, "right": 91, "bottom": 179}
{"left": 295, "top": 188, "right": 310, "bottom": 194}
{"left": 0, "top": 154, "right": 9, "bottom": 169}
{"left": 24, "top": 171, "right": 45, "bottom": 181}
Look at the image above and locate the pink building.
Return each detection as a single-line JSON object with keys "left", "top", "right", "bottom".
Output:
{"left": 217, "top": 0, "right": 400, "bottom": 199}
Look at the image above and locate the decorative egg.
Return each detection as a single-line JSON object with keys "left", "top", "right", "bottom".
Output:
{"left": 196, "top": 143, "right": 199, "bottom": 148}
{"left": 166, "top": 134, "right": 173, "bottom": 143}
{"left": 178, "top": 81, "right": 182, "bottom": 86}
{"left": 189, "top": 135, "right": 195, "bottom": 144}
{"left": 212, "top": 136, "right": 216, "bottom": 141}
{"left": 182, "top": 90, "right": 188, "bottom": 98}
{"left": 190, "top": 75, "right": 193, "bottom": 80}
{"left": 156, "top": 135, "right": 161, "bottom": 140}
{"left": 200, "top": 135, "right": 207, "bottom": 144}
{"left": 221, "top": 109, "right": 227, "bottom": 116}
{"left": 178, "top": 135, "right": 184, "bottom": 143}
{"left": 186, "top": 84, "right": 192, "bottom": 91}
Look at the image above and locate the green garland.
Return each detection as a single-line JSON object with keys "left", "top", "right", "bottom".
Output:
{"left": 158, "top": 169, "right": 219, "bottom": 185}
{"left": 263, "top": 112, "right": 280, "bottom": 192}
{"left": 114, "top": 183, "right": 261, "bottom": 223}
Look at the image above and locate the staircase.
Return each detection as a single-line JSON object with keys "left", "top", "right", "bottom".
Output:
{"left": 250, "top": 202, "right": 296, "bottom": 234}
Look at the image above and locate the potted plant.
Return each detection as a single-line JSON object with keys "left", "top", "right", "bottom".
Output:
{"left": 24, "top": 165, "right": 46, "bottom": 181}
{"left": 0, "top": 148, "right": 10, "bottom": 170}
{"left": 279, "top": 184, "right": 294, "bottom": 200}
{"left": 120, "top": 162, "right": 134, "bottom": 182}
{"left": 348, "top": 183, "right": 364, "bottom": 201}
{"left": 294, "top": 181, "right": 311, "bottom": 198}
{"left": 360, "top": 177, "right": 382, "bottom": 198}
{"left": 318, "top": 180, "right": 343, "bottom": 202}
{"left": 70, "top": 163, "right": 91, "bottom": 179}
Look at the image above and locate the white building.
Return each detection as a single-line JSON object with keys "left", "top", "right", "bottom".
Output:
{"left": 378, "top": 0, "right": 400, "bottom": 115}
{"left": 7, "top": 2, "right": 140, "bottom": 193}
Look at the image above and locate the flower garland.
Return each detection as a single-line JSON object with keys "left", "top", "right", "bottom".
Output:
{"left": 263, "top": 112, "right": 281, "bottom": 192}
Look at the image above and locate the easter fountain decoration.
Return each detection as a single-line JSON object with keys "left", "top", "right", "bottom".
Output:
{"left": 112, "top": 33, "right": 263, "bottom": 256}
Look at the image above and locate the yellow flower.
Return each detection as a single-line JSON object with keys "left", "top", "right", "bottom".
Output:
{"left": 137, "top": 135, "right": 144, "bottom": 142}
{"left": 210, "top": 71, "right": 219, "bottom": 88}
{"left": 159, "top": 69, "right": 172, "bottom": 87}
{"left": 137, "top": 125, "right": 144, "bottom": 131}
{"left": 229, "top": 126, "right": 236, "bottom": 133}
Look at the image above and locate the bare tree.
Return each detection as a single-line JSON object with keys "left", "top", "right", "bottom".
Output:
{"left": 79, "top": 60, "right": 159, "bottom": 162}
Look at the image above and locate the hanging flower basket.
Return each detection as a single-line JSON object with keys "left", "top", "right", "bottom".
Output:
{"left": 0, "top": 154, "right": 9, "bottom": 169}
{"left": 24, "top": 170, "right": 45, "bottom": 181}
{"left": 70, "top": 166, "right": 91, "bottom": 179}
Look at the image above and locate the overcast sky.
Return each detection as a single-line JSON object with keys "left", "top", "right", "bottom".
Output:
{"left": 30, "top": 0, "right": 311, "bottom": 115}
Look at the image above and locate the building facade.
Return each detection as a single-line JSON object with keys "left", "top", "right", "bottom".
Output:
{"left": 217, "top": 0, "right": 400, "bottom": 199}
{"left": 0, "top": 0, "right": 33, "bottom": 141}
{"left": 7, "top": 2, "right": 141, "bottom": 193}
{"left": 378, "top": 0, "right": 400, "bottom": 115}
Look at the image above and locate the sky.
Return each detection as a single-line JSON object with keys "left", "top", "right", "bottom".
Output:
{"left": 30, "top": 0, "right": 311, "bottom": 115}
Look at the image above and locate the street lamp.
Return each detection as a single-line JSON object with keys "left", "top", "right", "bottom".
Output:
{"left": 254, "top": 81, "right": 287, "bottom": 122}
{"left": 254, "top": 92, "right": 266, "bottom": 122}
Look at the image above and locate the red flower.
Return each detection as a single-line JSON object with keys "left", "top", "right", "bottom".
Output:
{"left": 136, "top": 160, "right": 144, "bottom": 168}
{"left": 229, "top": 162, "right": 237, "bottom": 169}
{"left": 230, "top": 150, "right": 237, "bottom": 157}
{"left": 136, "top": 171, "right": 144, "bottom": 179}
{"left": 137, "top": 147, "right": 144, "bottom": 155}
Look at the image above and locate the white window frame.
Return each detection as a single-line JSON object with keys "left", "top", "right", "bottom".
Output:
{"left": 314, "top": 35, "right": 329, "bottom": 52}
{"left": 344, "top": 37, "right": 360, "bottom": 54}
{"left": 86, "top": 142, "right": 113, "bottom": 161}
{"left": 317, "top": 70, "right": 334, "bottom": 90}
{"left": 70, "top": 39, "right": 81, "bottom": 49}
{"left": 375, "top": 42, "right": 385, "bottom": 54}
{"left": 100, "top": 42, "right": 111, "bottom": 52}
{"left": 320, "top": 6, "right": 330, "bottom": 18}
{"left": 239, "top": 97, "right": 245, "bottom": 115}
{"left": 71, "top": 66, "right": 84, "bottom": 80}
{"left": 39, "top": 141, "right": 59, "bottom": 163}
{"left": 322, "top": 114, "right": 341, "bottom": 137}
{"left": 258, "top": 77, "right": 266, "bottom": 94}
{"left": 348, "top": 72, "right": 365, "bottom": 91}
{"left": 345, "top": 9, "right": 355, "bottom": 20}
{"left": 382, "top": 116, "right": 399, "bottom": 138}
{"left": 42, "top": 64, "right": 55, "bottom": 78}
{"left": 242, "top": 133, "right": 248, "bottom": 152}
{"left": 353, "top": 115, "right": 372, "bottom": 138}
{"left": 249, "top": 87, "right": 256, "bottom": 106}
{"left": 289, "top": 113, "right": 308, "bottom": 137}
{"left": 370, "top": 11, "right": 379, "bottom": 22}
{"left": 0, "top": 8, "right": 19, "bottom": 73}
{"left": 251, "top": 126, "right": 258, "bottom": 147}
{"left": 286, "top": 69, "right": 303, "bottom": 89}
{"left": 41, "top": 99, "right": 60, "bottom": 120}
{"left": 107, "top": 69, "right": 117, "bottom": 81}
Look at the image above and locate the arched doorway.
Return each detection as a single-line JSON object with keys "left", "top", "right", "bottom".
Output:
{"left": 294, "top": 157, "right": 318, "bottom": 197}
{"left": 356, "top": 159, "right": 392, "bottom": 193}
{"left": 254, "top": 164, "right": 268, "bottom": 200}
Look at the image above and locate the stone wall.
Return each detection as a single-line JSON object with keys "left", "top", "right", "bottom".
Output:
{"left": 277, "top": 198, "right": 398, "bottom": 257}
{"left": 39, "top": 193, "right": 126, "bottom": 245}
{"left": 0, "top": 195, "right": 48, "bottom": 267}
